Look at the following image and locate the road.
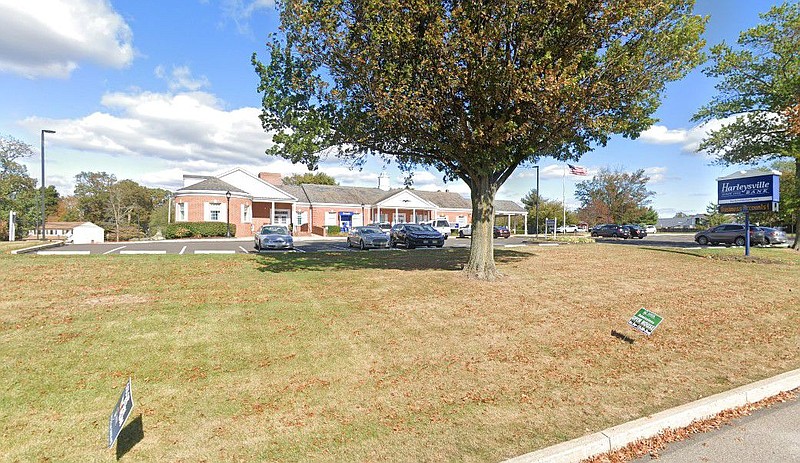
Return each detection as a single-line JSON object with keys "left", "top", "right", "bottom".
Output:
{"left": 633, "top": 396, "right": 800, "bottom": 463}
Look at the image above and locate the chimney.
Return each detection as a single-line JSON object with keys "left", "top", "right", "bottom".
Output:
{"left": 378, "top": 170, "right": 390, "bottom": 191}
{"left": 259, "top": 172, "right": 283, "bottom": 186}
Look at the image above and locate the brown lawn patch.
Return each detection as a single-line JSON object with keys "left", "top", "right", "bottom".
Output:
{"left": 0, "top": 246, "right": 797, "bottom": 462}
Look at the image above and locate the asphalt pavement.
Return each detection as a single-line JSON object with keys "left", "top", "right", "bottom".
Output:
{"left": 632, "top": 395, "right": 800, "bottom": 463}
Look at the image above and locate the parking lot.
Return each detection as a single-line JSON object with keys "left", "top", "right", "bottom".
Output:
{"left": 23, "top": 232, "right": 783, "bottom": 256}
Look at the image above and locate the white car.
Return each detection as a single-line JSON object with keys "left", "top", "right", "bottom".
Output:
{"left": 645, "top": 225, "right": 657, "bottom": 234}
{"left": 420, "top": 218, "right": 451, "bottom": 239}
{"left": 556, "top": 224, "right": 578, "bottom": 233}
{"left": 457, "top": 224, "right": 472, "bottom": 238}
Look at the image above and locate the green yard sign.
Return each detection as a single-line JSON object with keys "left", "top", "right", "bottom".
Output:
{"left": 628, "top": 308, "right": 663, "bottom": 336}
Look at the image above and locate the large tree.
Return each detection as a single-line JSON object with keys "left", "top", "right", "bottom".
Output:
{"left": 574, "top": 168, "right": 655, "bottom": 224}
{"left": 282, "top": 172, "right": 338, "bottom": 185}
{"left": 693, "top": 2, "right": 800, "bottom": 249}
{"left": 254, "top": 0, "right": 705, "bottom": 279}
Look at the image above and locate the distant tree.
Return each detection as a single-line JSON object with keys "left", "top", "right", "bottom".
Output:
{"left": 53, "top": 196, "right": 81, "bottom": 222}
{"left": 282, "top": 172, "right": 338, "bottom": 186}
{"left": 254, "top": 0, "right": 706, "bottom": 279}
{"left": 692, "top": 2, "right": 800, "bottom": 249}
{"left": 704, "top": 202, "right": 730, "bottom": 227}
{"left": 521, "top": 189, "right": 576, "bottom": 232}
{"left": 633, "top": 207, "right": 659, "bottom": 225}
{"left": 575, "top": 168, "right": 655, "bottom": 224}
{"left": 74, "top": 171, "right": 116, "bottom": 224}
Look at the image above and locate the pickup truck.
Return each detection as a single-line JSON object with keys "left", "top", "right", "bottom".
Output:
{"left": 419, "top": 219, "right": 451, "bottom": 239}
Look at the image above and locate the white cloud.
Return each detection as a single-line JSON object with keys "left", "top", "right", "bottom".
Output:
{"left": 0, "top": 0, "right": 134, "bottom": 78}
{"left": 19, "top": 89, "right": 274, "bottom": 165}
{"left": 644, "top": 166, "right": 669, "bottom": 184}
{"left": 220, "top": 0, "right": 275, "bottom": 33}
{"left": 155, "top": 65, "right": 211, "bottom": 92}
{"left": 639, "top": 116, "right": 742, "bottom": 153}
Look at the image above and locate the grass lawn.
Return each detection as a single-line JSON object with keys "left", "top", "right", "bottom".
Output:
{"left": 1, "top": 244, "right": 798, "bottom": 462}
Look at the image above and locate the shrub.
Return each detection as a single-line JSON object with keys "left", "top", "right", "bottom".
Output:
{"left": 164, "top": 222, "right": 235, "bottom": 239}
{"left": 325, "top": 225, "right": 342, "bottom": 236}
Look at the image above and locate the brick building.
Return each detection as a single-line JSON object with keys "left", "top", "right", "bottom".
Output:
{"left": 172, "top": 167, "right": 526, "bottom": 237}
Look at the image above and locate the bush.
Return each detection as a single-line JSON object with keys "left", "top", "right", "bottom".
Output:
{"left": 325, "top": 225, "right": 342, "bottom": 236}
{"left": 164, "top": 222, "right": 235, "bottom": 239}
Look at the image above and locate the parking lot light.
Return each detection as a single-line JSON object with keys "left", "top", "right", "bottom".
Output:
{"left": 225, "top": 190, "right": 231, "bottom": 238}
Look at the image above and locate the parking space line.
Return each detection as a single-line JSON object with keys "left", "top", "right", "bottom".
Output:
{"left": 538, "top": 243, "right": 559, "bottom": 247}
{"left": 238, "top": 246, "right": 249, "bottom": 253}
{"left": 293, "top": 248, "right": 306, "bottom": 253}
{"left": 119, "top": 250, "right": 167, "bottom": 255}
{"left": 194, "top": 250, "right": 235, "bottom": 254}
{"left": 504, "top": 244, "right": 525, "bottom": 248}
{"left": 37, "top": 250, "right": 91, "bottom": 255}
{"left": 179, "top": 245, "right": 187, "bottom": 255}
{"left": 104, "top": 246, "right": 126, "bottom": 255}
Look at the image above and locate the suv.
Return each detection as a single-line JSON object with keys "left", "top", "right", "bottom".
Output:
{"left": 590, "top": 224, "right": 631, "bottom": 239}
{"left": 420, "top": 219, "right": 451, "bottom": 239}
{"left": 694, "top": 224, "right": 766, "bottom": 246}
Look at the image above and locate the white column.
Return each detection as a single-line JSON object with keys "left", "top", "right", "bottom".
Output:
{"left": 524, "top": 212, "right": 528, "bottom": 235}
{"left": 412, "top": 208, "right": 416, "bottom": 223}
{"left": 291, "top": 202, "right": 296, "bottom": 235}
{"left": 508, "top": 214, "right": 511, "bottom": 229}
{"left": 394, "top": 207, "right": 398, "bottom": 224}
{"left": 271, "top": 201, "right": 275, "bottom": 224}
{"left": 377, "top": 206, "right": 381, "bottom": 223}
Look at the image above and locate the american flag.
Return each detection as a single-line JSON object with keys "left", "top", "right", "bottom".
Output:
{"left": 568, "top": 164, "right": 588, "bottom": 176}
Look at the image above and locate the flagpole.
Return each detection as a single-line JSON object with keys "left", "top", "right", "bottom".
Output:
{"left": 562, "top": 165, "right": 566, "bottom": 232}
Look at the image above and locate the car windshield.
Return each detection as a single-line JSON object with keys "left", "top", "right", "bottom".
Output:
{"left": 405, "top": 224, "right": 423, "bottom": 231}
{"left": 260, "top": 226, "right": 288, "bottom": 235}
{"left": 420, "top": 224, "right": 436, "bottom": 232}
{"left": 360, "top": 227, "right": 383, "bottom": 234}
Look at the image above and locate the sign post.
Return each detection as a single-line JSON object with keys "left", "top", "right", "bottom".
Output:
{"left": 108, "top": 378, "right": 134, "bottom": 449}
{"left": 717, "top": 170, "right": 781, "bottom": 256}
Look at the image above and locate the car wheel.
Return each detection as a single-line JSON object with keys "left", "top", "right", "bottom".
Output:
{"left": 591, "top": 232, "right": 597, "bottom": 237}
{"left": 612, "top": 233, "right": 618, "bottom": 238}
{"left": 407, "top": 242, "right": 415, "bottom": 249}
{"left": 436, "top": 243, "right": 444, "bottom": 248}
{"left": 389, "top": 238, "right": 396, "bottom": 248}
{"left": 255, "top": 241, "right": 260, "bottom": 250}
{"left": 697, "top": 236, "right": 709, "bottom": 245}
{"left": 359, "top": 239, "right": 366, "bottom": 250}
{"left": 458, "top": 231, "right": 464, "bottom": 238}
{"left": 735, "top": 236, "right": 746, "bottom": 246}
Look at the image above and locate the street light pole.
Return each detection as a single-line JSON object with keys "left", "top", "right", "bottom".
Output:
{"left": 41, "top": 129, "right": 55, "bottom": 240}
{"left": 225, "top": 191, "right": 232, "bottom": 238}
{"left": 532, "top": 165, "right": 540, "bottom": 237}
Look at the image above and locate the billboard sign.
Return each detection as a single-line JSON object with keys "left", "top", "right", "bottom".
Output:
{"left": 108, "top": 378, "right": 134, "bottom": 448}
{"left": 717, "top": 170, "right": 780, "bottom": 213}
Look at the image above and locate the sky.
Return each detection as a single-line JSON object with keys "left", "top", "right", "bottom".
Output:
{"left": 0, "top": 0, "right": 789, "bottom": 218}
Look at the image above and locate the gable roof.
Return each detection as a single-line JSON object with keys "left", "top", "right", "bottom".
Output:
{"left": 177, "top": 177, "right": 246, "bottom": 194}
{"left": 494, "top": 199, "right": 525, "bottom": 213}
{"left": 287, "top": 184, "right": 394, "bottom": 205}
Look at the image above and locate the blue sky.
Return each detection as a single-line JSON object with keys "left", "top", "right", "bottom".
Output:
{"left": 0, "top": 0, "right": 787, "bottom": 217}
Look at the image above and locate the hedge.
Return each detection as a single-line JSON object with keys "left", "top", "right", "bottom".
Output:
{"left": 164, "top": 222, "right": 236, "bottom": 239}
{"left": 325, "top": 225, "right": 342, "bottom": 236}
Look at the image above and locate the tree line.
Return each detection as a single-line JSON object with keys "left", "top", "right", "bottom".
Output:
{"left": 1, "top": 135, "right": 169, "bottom": 241}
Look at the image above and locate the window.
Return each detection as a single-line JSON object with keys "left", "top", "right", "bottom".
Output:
{"left": 209, "top": 202, "right": 221, "bottom": 221}
{"left": 177, "top": 203, "right": 186, "bottom": 221}
{"left": 393, "top": 213, "right": 406, "bottom": 223}
{"left": 325, "top": 211, "right": 338, "bottom": 226}
{"left": 241, "top": 204, "right": 250, "bottom": 223}
{"left": 274, "top": 210, "right": 289, "bottom": 225}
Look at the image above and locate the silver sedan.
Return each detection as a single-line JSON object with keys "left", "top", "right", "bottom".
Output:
{"left": 254, "top": 225, "right": 294, "bottom": 250}
{"left": 347, "top": 226, "right": 390, "bottom": 250}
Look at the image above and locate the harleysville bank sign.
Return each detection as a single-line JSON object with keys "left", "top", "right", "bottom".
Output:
{"left": 717, "top": 170, "right": 781, "bottom": 213}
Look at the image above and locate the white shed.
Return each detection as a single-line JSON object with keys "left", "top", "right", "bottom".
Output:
{"left": 69, "top": 222, "right": 105, "bottom": 244}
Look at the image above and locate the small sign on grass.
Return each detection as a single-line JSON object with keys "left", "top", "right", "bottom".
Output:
{"left": 108, "top": 378, "right": 134, "bottom": 448}
{"left": 628, "top": 308, "right": 663, "bottom": 336}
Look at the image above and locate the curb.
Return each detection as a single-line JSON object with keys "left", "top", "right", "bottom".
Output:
{"left": 10, "top": 241, "right": 65, "bottom": 255}
{"left": 503, "top": 367, "right": 800, "bottom": 463}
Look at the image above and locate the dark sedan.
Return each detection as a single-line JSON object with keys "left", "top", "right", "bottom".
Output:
{"left": 493, "top": 226, "right": 511, "bottom": 239}
{"left": 389, "top": 223, "right": 445, "bottom": 249}
{"left": 347, "top": 226, "right": 390, "bottom": 250}
{"left": 590, "top": 224, "right": 631, "bottom": 239}
{"left": 623, "top": 225, "right": 647, "bottom": 239}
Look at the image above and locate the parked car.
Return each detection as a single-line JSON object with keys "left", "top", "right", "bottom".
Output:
{"left": 389, "top": 223, "right": 445, "bottom": 248}
{"left": 576, "top": 225, "right": 589, "bottom": 232}
{"left": 457, "top": 224, "right": 472, "bottom": 238}
{"left": 254, "top": 225, "right": 293, "bottom": 250}
{"left": 556, "top": 224, "right": 578, "bottom": 233}
{"left": 493, "top": 226, "right": 511, "bottom": 238}
{"left": 590, "top": 224, "right": 631, "bottom": 239}
{"left": 368, "top": 222, "right": 392, "bottom": 232}
{"left": 420, "top": 218, "right": 451, "bottom": 239}
{"left": 756, "top": 226, "right": 788, "bottom": 245}
{"left": 623, "top": 225, "right": 648, "bottom": 239}
{"left": 693, "top": 224, "right": 766, "bottom": 246}
{"left": 644, "top": 225, "right": 657, "bottom": 234}
{"left": 347, "top": 226, "right": 390, "bottom": 250}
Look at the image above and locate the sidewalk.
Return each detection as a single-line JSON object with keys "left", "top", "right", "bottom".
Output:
{"left": 504, "top": 368, "right": 800, "bottom": 463}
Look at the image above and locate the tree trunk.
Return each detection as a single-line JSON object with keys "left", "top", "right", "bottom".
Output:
{"left": 463, "top": 175, "right": 499, "bottom": 280}
{"left": 793, "top": 156, "right": 799, "bottom": 250}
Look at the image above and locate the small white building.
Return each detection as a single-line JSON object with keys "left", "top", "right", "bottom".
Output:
{"left": 29, "top": 221, "right": 105, "bottom": 243}
{"left": 69, "top": 222, "right": 105, "bottom": 244}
